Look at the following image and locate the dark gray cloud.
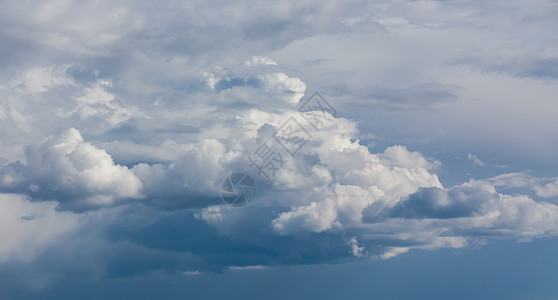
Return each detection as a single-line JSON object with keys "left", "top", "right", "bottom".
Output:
{"left": 366, "top": 83, "right": 459, "bottom": 110}
{"left": 389, "top": 185, "right": 491, "bottom": 219}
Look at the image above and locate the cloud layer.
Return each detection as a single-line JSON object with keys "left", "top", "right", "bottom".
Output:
{"left": 0, "top": 0, "right": 557, "bottom": 294}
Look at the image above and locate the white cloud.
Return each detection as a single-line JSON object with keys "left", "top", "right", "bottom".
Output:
{"left": 534, "top": 180, "right": 558, "bottom": 198}
{"left": 272, "top": 199, "right": 340, "bottom": 235}
{"left": 172, "top": 138, "right": 237, "bottom": 193}
{"left": 11, "top": 65, "right": 74, "bottom": 94}
{"left": 487, "top": 173, "right": 558, "bottom": 198}
{"left": 62, "top": 79, "right": 136, "bottom": 126}
{"left": 0, "top": 194, "right": 79, "bottom": 264}
{"left": 245, "top": 56, "right": 278, "bottom": 66}
{"left": 0, "top": 0, "right": 144, "bottom": 55}
{"left": 349, "top": 236, "right": 365, "bottom": 257}
{"left": 382, "top": 145, "right": 441, "bottom": 170}
{"left": 369, "top": 179, "right": 558, "bottom": 258}
{"left": 0, "top": 128, "right": 143, "bottom": 211}
{"left": 380, "top": 247, "right": 410, "bottom": 260}
{"left": 228, "top": 265, "right": 269, "bottom": 271}
{"left": 467, "top": 153, "right": 486, "bottom": 166}
{"left": 0, "top": 0, "right": 557, "bottom": 286}
{"left": 258, "top": 72, "right": 306, "bottom": 104}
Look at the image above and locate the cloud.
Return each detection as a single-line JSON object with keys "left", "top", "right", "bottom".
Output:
{"left": 366, "top": 83, "right": 459, "bottom": 110}
{"left": 487, "top": 173, "right": 558, "bottom": 198}
{"left": 272, "top": 200, "right": 340, "bottom": 234}
{"left": 10, "top": 65, "right": 74, "bottom": 94}
{"left": 349, "top": 236, "right": 365, "bottom": 257}
{"left": 0, "top": 1, "right": 143, "bottom": 56}
{"left": 377, "top": 179, "right": 558, "bottom": 249}
{"left": 258, "top": 73, "right": 306, "bottom": 104}
{"left": 246, "top": 56, "right": 278, "bottom": 66}
{"left": 3, "top": 55, "right": 557, "bottom": 278}
{"left": 534, "top": 180, "right": 558, "bottom": 198}
{"left": 0, "top": 194, "right": 79, "bottom": 264}
{"left": 0, "top": 128, "right": 143, "bottom": 212}
{"left": 64, "top": 79, "right": 135, "bottom": 126}
{"left": 0, "top": 1, "right": 557, "bottom": 294}
{"left": 389, "top": 185, "right": 487, "bottom": 219}
{"left": 467, "top": 153, "right": 486, "bottom": 166}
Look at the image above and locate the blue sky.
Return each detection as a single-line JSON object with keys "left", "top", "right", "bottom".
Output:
{"left": 0, "top": 0, "right": 558, "bottom": 298}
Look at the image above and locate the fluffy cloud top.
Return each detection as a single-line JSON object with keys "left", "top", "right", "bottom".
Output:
{"left": 0, "top": 128, "right": 142, "bottom": 211}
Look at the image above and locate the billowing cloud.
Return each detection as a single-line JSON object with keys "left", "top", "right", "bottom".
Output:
{"left": 0, "top": 128, "right": 143, "bottom": 211}
{"left": 0, "top": 0, "right": 557, "bottom": 296}
{"left": 2, "top": 55, "right": 558, "bottom": 278}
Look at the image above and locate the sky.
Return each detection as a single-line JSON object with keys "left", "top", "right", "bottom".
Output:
{"left": 0, "top": 0, "right": 558, "bottom": 299}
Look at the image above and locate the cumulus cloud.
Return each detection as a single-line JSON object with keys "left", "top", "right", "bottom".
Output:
{"left": 0, "top": 128, "right": 143, "bottom": 211}
{"left": 3, "top": 56, "right": 557, "bottom": 274}
{"left": 363, "top": 179, "right": 558, "bottom": 258}
{"left": 268, "top": 138, "right": 443, "bottom": 235}
{"left": 535, "top": 180, "right": 558, "bottom": 198}
{"left": 272, "top": 199, "right": 340, "bottom": 234}
{"left": 0, "top": 1, "right": 557, "bottom": 294}
{"left": 258, "top": 73, "right": 306, "bottom": 104}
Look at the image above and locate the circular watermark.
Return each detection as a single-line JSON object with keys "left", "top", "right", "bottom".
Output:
{"left": 221, "top": 173, "right": 256, "bottom": 207}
